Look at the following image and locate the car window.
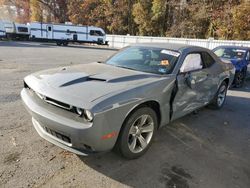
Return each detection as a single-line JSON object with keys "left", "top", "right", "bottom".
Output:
{"left": 106, "top": 46, "right": 180, "bottom": 75}
{"left": 180, "top": 53, "right": 203, "bottom": 73}
{"left": 90, "top": 30, "right": 104, "bottom": 36}
{"left": 202, "top": 52, "right": 215, "bottom": 68}
{"left": 214, "top": 47, "right": 246, "bottom": 60}
{"left": 17, "top": 27, "right": 28, "bottom": 32}
{"left": 115, "top": 48, "right": 143, "bottom": 61}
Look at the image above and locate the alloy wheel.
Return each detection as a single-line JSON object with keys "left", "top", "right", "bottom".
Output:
{"left": 127, "top": 114, "right": 154, "bottom": 153}
{"left": 217, "top": 85, "right": 227, "bottom": 107}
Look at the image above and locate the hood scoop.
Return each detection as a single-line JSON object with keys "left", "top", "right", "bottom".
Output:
{"left": 60, "top": 76, "right": 106, "bottom": 87}
{"left": 107, "top": 74, "right": 160, "bottom": 83}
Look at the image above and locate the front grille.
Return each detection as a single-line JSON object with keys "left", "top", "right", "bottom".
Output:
{"left": 43, "top": 126, "right": 71, "bottom": 144}
{"left": 44, "top": 96, "right": 73, "bottom": 111}
{"left": 32, "top": 89, "right": 73, "bottom": 111}
{"left": 24, "top": 81, "right": 76, "bottom": 114}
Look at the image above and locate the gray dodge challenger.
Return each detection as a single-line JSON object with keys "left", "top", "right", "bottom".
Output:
{"left": 21, "top": 43, "right": 235, "bottom": 159}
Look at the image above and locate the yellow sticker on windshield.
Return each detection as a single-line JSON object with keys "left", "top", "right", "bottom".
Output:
{"left": 160, "top": 60, "right": 170, "bottom": 66}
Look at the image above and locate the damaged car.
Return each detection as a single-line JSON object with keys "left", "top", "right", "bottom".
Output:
{"left": 21, "top": 43, "right": 235, "bottom": 159}
{"left": 213, "top": 46, "right": 250, "bottom": 88}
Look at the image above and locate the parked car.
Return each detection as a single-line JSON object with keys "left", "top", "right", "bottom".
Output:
{"left": 21, "top": 43, "right": 235, "bottom": 159}
{"left": 213, "top": 46, "right": 250, "bottom": 88}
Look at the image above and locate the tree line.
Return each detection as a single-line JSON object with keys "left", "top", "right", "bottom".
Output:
{"left": 0, "top": 0, "right": 249, "bottom": 40}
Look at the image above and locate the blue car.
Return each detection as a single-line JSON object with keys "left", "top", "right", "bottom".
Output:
{"left": 213, "top": 46, "right": 250, "bottom": 87}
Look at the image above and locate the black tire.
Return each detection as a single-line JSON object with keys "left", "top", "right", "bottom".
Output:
{"left": 209, "top": 81, "right": 228, "bottom": 109}
{"left": 115, "top": 107, "right": 158, "bottom": 159}
{"left": 234, "top": 69, "right": 246, "bottom": 88}
{"left": 56, "top": 42, "right": 62, "bottom": 46}
{"left": 6, "top": 33, "right": 13, "bottom": 40}
{"left": 63, "top": 41, "right": 68, "bottom": 46}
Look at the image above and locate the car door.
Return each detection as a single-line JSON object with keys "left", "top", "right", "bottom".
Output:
{"left": 171, "top": 52, "right": 217, "bottom": 121}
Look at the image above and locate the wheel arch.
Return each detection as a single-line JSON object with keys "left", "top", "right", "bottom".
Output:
{"left": 223, "top": 77, "right": 229, "bottom": 87}
{"left": 121, "top": 100, "right": 162, "bottom": 132}
{"left": 218, "top": 76, "right": 230, "bottom": 90}
{"left": 114, "top": 100, "right": 161, "bottom": 152}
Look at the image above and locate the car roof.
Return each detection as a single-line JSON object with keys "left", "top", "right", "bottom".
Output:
{"left": 214, "top": 45, "right": 250, "bottom": 50}
{"left": 130, "top": 42, "right": 208, "bottom": 52}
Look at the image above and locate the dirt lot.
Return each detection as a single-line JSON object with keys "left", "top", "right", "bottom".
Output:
{"left": 0, "top": 41, "right": 250, "bottom": 188}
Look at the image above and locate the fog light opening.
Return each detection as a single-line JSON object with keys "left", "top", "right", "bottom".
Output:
{"left": 83, "top": 144, "right": 93, "bottom": 151}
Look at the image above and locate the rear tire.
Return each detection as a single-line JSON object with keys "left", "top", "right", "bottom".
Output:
{"left": 63, "top": 41, "right": 68, "bottom": 46}
{"left": 115, "top": 107, "right": 157, "bottom": 159}
{"left": 56, "top": 41, "right": 62, "bottom": 46}
{"left": 234, "top": 69, "right": 246, "bottom": 88}
{"left": 209, "top": 81, "right": 228, "bottom": 109}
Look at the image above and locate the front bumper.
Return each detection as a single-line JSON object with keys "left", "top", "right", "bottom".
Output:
{"left": 32, "top": 118, "right": 89, "bottom": 156}
{"left": 21, "top": 88, "right": 118, "bottom": 155}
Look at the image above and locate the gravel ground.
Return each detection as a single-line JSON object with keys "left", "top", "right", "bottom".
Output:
{"left": 0, "top": 41, "right": 250, "bottom": 188}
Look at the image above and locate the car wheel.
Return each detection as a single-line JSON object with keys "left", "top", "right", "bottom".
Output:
{"left": 63, "top": 42, "right": 68, "bottom": 46}
{"left": 209, "top": 81, "right": 228, "bottom": 109}
{"left": 234, "top": 70, "right": 245, "bottom": 88}
{"left": 115, "top": 107, "right": 157, "bottom": 159}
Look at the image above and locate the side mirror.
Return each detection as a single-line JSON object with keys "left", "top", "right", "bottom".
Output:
{"left": 185, "top": 73, "right": 196, "bottom": 89}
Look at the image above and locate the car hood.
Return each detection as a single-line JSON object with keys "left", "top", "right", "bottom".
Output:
{"left": 221, "top": 58, "right": 244, "bottom": 65}
{"left": 220, "top": 58, "right": 248, "bottom": 71}
{"left": 24, "top": 62, "right": 164, "bottom": 109}
{"left": 230, "top": 59, "right": 242, "bottom": 65}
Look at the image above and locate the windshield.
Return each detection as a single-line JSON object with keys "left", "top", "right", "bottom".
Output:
{"left": 214, "top": 47, "right": 246, "bottom": 60}
{"left": 105, "top": 46, "right": 180, "bottom": 75}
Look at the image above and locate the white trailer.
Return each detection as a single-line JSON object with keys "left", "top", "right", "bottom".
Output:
{"left": 2, "top": 21, "right": 29, "bottom": 39}
{"left": 0, "top": 21, "right": 6, "bottom": 38}
{"left": 2, "top": 21, "right": 15, "bottom": 38}
{"left": 28, "top": 22, "right": 108, "bottom": 45}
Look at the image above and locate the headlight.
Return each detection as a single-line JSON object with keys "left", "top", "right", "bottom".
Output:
{"left": 75, "top": 107, "right": 83, "bottom": 116}
{"left": 84, "top": 110, "right": 93, "bottom": 122}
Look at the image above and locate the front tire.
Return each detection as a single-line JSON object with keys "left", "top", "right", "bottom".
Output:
{"left": 209, "top": 81, "right": 228, "bottom": 109}
{"left": 115, "top": 107, "right": 157, "bottom": 159}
